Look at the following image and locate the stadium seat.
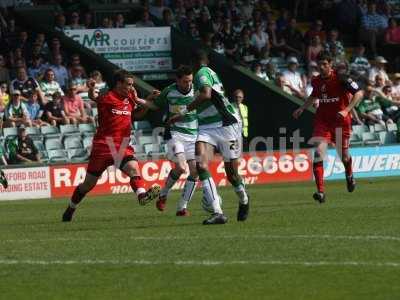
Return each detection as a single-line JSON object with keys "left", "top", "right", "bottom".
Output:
{"left": 133, "top": 143, "right": 144, "bottom": 153}
{"left": 143, "top": 143, "right": 159, "bottom": 154}
{"left": 134, "top": 121, "right": 152, "bottom": 134}
{"left": 64, "top": 136, "right": 83, "bottom": 149}
{"left": 39, "top": 150, "right": 49, "bottom": 163}
{"left": 138, "top": 135, "right": 155, "bottom": 145}
{"left": 60, "top": 124, "right": 80, "bottom": 137}
{"left": 378, "top": 131, "right": 397, "bottom": 144}
{"left": 3, "top": 127, "right": 18, "bottom": 139}
{"left": 160, "top": 143, "right": 168, "bottom": 153}
{"left": 41, "top": 126, "right": 60, "bottom": 139}
{"left": 67, "top": 149, "right": 88, "bottom": 162}
{"left": 25, "top": 127, "right": 43, "bottom": 142}
{"left": 362, "top": 132, "right": 381, "bottom": 145}
{"left": 79, "top": 123, "right": 96, "bottom": 136}
{"left": 45, "top": 139, "right": 63, "bottom": 150}
{"left": 349, "top": 133, "right": 363, "bottom": 146}
{"left": 48, "top": 149, "right": 68, "bottom": 163}
{"left": 33, "top": 140, "right": 45, "bottom": 151}
{"left": 387, "top": 123, "right": 398, "bottom": 132}
{"left": 373, "top": 123, "right": 387, "bottom": 133}
{"left": 83, "top": 136, "right": 93, "bottom": 149}
{"left": 91, "top": 107, "right": 98, "bottom": 118}
{"left": 352, "top": 125, "right": 369, "bottom": 136}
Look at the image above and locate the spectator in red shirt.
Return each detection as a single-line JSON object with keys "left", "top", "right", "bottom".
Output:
{"left": 62, "top": 83, "right": 94, "bottom": 125}
{"left": 384, "top": 18, "right": 400, "bottom": 44}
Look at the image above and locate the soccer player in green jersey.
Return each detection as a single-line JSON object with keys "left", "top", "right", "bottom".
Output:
{"left": 138, "top": 66, "right": 198, "bottom": 216}
{"left": 170, "top": 50, "right": 250, "bottom": 225}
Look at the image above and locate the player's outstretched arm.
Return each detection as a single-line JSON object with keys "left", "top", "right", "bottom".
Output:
{"left": 338, "top": 90, "right": 364, "bottom": 119}
{"left": 292, "top": 96, "right": 317, "bottom": 119}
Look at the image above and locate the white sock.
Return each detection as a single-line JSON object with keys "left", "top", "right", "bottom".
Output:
{"left": 202, "top": 177, "right": 223, "bottom": 214}
{"left": 136, "top": 188, "right": 146, "bottom": 196}
{"left": 177, "top": 178, "right": 196, "bottom": 211}
{"left": 235, "top": 183, "right": 249, "bottom": 205}
{"left": 160, "top": 170, "right": 179, "bottom": 197}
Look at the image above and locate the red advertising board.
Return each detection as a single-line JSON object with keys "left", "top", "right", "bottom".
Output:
{"left": 50, "top": 151, "right": 313, "bottom": 198}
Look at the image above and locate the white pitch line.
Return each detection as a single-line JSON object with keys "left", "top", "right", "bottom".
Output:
{"left": 0, "top": 259, "right": 399, "bottom": 268}
{"left": 1, "top": 234, "right": 400, "bottom": 243}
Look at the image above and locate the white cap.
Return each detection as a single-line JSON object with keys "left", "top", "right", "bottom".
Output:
{"left": 287, "top": 57, "right": 299, "bottom": 64}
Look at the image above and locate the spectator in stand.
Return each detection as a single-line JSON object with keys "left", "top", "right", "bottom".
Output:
{"left": 16, "top": 30, "right": 29, "bottom": 58}
{"left": 275, "top": 73, "right": 293, "bottom": 95}
{"left": 282, "top": 56, "right": 306, "bottom": 99}
{"left": 14, "top": 127, "right": 41, "bottom": 164}
{"left": 258, "top": 47, "right": 270, "bottom": 68}
{"left": 265, "top": 62, "right": 277, "bottom": 81}
{"left": 276, "top": 8, "right": 290, "bottom": 32}
{"left": 369, "top": 56, "right": 389, "bottom": 83}
{"left": 232, "top": 15, "right": 245, "bottom": 36}
{"left": 324, "top": 29, "right": 345, "bottom": 58}
{"left": 44, "top": 91, "right": 69, "bottom": 126}
{"left": 70, "top": 65, "right": 87, "bottom": 93}
{"left": 68, "top": 54, "right": 87, "bottom": 78}
{"left": 224, "top": 0, "right": 241, "bottom": 20}
{"left": 392, "top": 73, "right": 400, "bottom": 99}
{"left": 150, "top": 0, "right": 168, "bottom": 19}
{"left": 54, "top": 13, "right": 67, "bottom": 32}
{"left": 162, "top": 8, "right": 176, "bottom": 27}
{"left": 384, "top": 18, "right": 400, "bottom": 44}
{"left": 100, "top": 17, "right": 113, "bottom": 29}
{"left": 28, "top": 55, "right": 47, "bottom": 80}
{"left": 67, "top": 11, "right": 84, "bottom": 30}
{"left": 330, "top": 44, "right": 347, "bottom": 67}
{"left": 136, "top": 9, "right": 155, "bottom": 27}
{"left": 211, "top": 11, "right": 223, "bottom": 33}
{"left": 253, "top": 62, "right": 268, "bottom": 80}
{"left": 0, "top": 82, "right": 10, "bottom": 108}
{"left": 232, "top": 89, "right": 249, "bottom": 150}
{"left": 281, "top": 18, "right": 304, "bottom": 55}
{"left": 335, "top": 0, "right": 363, "bottom": 37}
{"left": 26, "top": 91, "right": 47, "bottom": 127}
{"left": 374, "top": 74, "right": 387, "bottom": 92}
{"left": 251, "top": 22, "right": 269, "bottom": 52}
{"left": 359, "top": 2, "right": 388, "bottom": 57}
{"left": 3, "top": 90, "right": 32, "bottom": 128}
{"left": 40, "top": 68, "right": 64, "bottom": 104}
{"left": 114, "top": 13, "right": 126, "bottom": 28}
{"left": 48, "top": 38, "right": 67, "bottom": 62}
{"left": 83, "top": 12, "right": 94, "bottom": 29}
{"left": 0, "top": 55, "right": 10, "bottom": 83}
{"left": 238, "top": 32, "right": 258, "bottom": 67}
{"left": 356, "top": 84, "right": 396, "bottom": 125}
{"left": 188, "top": 22, "right": 200, "bottom": 40}
{"left": 49, "top": 54, "right": 69, "bottom": 90}
{"left": 10, "top": 67, "right": 44, "bottom": 103}
{"left": 304, "top": 19, "right": 326, "bottom": 45}
{"left": 211, "top": 36, "right": 225, "bottom": 55}
{"left": 219, "top": 19, "right": 237, "bottom": 59}
{"left": 306, "top": 35, "right": 323, "bottom": 64}
{"left": 240, "top": 0, "right": 253, "bottom": 22}
{"left": 350, "top": 44, "right": 371, "bottom": 78}
{"left": 62, "top": 83, "right": 94, "bottom": 125}
{"left": 197, "top": 9, "right": 213, "bottom": 37}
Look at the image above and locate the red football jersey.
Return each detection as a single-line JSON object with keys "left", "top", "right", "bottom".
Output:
{"left": 93, "top": 89, "right": 137, "bottom": 148}
{"left": 311, "top": 71, "right": 359, "bottom": 122}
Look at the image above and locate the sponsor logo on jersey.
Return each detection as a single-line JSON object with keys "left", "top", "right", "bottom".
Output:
{"left": 123, "top": 99, "right": 130, "bottom": 105}
{"left": 111, "top": 108, "right": 131, "bottom": 115}
{"left": 319, "top": 97, "right": 340, "bottom": 103}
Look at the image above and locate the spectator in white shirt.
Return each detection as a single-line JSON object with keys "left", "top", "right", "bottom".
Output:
{"left": 253, "top": 63, "right": 268, "bottom": 81}
{"left": 251, "top": 22, "right": 269, "bottom": 52}
{"left": 392, "top": 73, "right": 400, "bottom": 99}
{"left": 368, "top": 56, "right": 389, "bottom": 83}
{"left": 283, "top": 57, "right": 306, "bottom": 98}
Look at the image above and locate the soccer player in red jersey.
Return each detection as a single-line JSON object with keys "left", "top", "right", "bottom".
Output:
{"left": 292, "top": 52, "right": 364, "bottom": 202}
{"left": 62, "top": 70, "right": 160, "bottom": 222}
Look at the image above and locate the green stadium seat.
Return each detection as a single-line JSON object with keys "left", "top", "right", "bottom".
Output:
{"left": 41, "top": 126, "right": 60, "bottom": 139}
{"left": 60, "top": 125, "right": 80, "bottom": 137}
{"left": 79, "top": 123, "right": 96, "bottom": 136}
{"left": 134, "top": 121, "right": 152, "bottom": 134}
{"left": 387, "top": 123, "right": 398, "bottom": 132}
{"left": 45, "top": 139, "right": 63, "bottom": 150}
{"left": 352, "top": 125, "right": 369, "bottom": 136}
{"left": 362, "top": 132, "right": 381, "bottom": 145}
{"left": 64, "top": 136, "right": 83, "bottom": 149}
{"left": 39, "top": 150, "right": 49, "bottom": 163}
{"left": 138, "top": 135, "right": 155, "bottom": 145}
{"left": 349, "top": 133, "right": 363, "bottom": 146}
{"left": 67, "top": 149, "right": 88, "bottom": 162}
{"left": 33, "top": 140, "right": 45, "bottom": 151}
{"left": 83, "top": 136, "right": 93, "bottom": 149}
{"left": 373, "top": 123, "right": 387, "bottom": 133}
{"left": 378, "top": 131, "right": 397, "bottom": 144}
{"left": 48, "top": 149, "right": 68, "bottom": 163}
{"left": 3, "top": 127, "right": 18, "bottom": 139}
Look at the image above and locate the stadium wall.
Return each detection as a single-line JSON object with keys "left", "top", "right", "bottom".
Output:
{"left": 2, "top": 146, "right": 400, "bottom": 201}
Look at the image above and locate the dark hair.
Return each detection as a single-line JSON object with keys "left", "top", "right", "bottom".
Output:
{"left": 176, "top": 65, "right": 192, "bottom": 78}
{"left": 113, "top": 69, "right": 133, "bottom": 85}
{"left": 316, "top": 51, "right": 332, "bottom": 63}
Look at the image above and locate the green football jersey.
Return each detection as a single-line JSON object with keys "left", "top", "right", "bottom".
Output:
{"left": 154, "top": 83, "right": 198, "bottom": 136}
{"left": 193, "top": 66, "right": 238, "bottom": 128}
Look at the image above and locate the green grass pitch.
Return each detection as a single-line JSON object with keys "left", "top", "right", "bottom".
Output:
{"left": 0, "top": 178, "right": 399, "bottom": 300}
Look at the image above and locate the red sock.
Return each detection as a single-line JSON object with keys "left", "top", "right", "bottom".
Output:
{"left": 313, "top": 161, "right": 324, "bottom": 193}
{"left": 71, "top": 186, "right": 86, "bottom": 206}
{"left": 343, "top": 157, "right": 353, "bottom": 178}
{"left": 130, "top": 176, "right": 146, "bottom": 194}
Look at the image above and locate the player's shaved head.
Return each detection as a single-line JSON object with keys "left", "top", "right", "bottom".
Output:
{"left": 192, "top": 49, "right": 209, "bottom": 66}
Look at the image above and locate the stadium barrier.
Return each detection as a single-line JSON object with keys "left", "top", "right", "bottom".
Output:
{"left": 2, "top": 146, "right": 399, "bottom": 201}
{"left": 0, "top": 151, "right": 313, "bottom": 201}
